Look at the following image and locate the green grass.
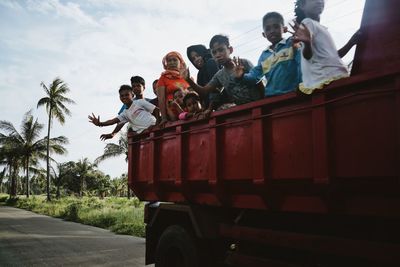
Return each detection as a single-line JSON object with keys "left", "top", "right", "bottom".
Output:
{"left": 2, "top": 195, "right": 145, "bottom": 237}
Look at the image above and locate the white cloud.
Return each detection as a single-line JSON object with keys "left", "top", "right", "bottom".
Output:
{"left": 26, "top": 0, "right": 98, "bottom": 26}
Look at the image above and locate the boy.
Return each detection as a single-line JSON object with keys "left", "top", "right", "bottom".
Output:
{"left": 235, "top": 12, "right": 302, "bottom": 96}
{"left": 110, "top": 76, "right": 158, "bottom": 140}
{"left": 149, "top": 79, "right": 159, "bottom": 107}
{"left": 89, "top": 85, "right": 159, "bottom": 139}
{"left": 184, "top": 34, "right": 262, "bottom": 110}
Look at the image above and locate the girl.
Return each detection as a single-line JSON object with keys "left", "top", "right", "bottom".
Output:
{"left": 168, "top": 88, "right": 186, "bottom": 121}
{"left": 186, "top": 44, "right": 220, "bottom": 109}
{"left": 293, "top": 0, "right": 359, "bottom": 94}
{"left": 179, "top": 92, "right": 203, "bottom": 120}
{"left": 157, "top": 51, "right": 191, "bottom": 123}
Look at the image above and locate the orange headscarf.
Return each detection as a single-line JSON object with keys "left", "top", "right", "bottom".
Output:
{"left": 161, "top": 51, "right": 187, "bottom": 80}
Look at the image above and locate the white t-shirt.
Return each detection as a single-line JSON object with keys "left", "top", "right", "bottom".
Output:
{"left": 299, "top": 18, "right": 349, "bottom": 94}
{"left": 117, "top": 99, "right": 156, "bottom": 133}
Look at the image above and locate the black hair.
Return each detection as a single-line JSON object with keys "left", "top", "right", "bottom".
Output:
{"left": 130, "top": 76, "right": 145, "bottom": 86}
{"left": 209, "top": 34, "right": 230, "bottom": 49}
{"left": 186, "top": 44, "right": 212, "bottom": 69}
{"left": 294, "top": 0, "right": 306, "bottom": 23}
{"left": 262, "top": 12, "right": 285, "bottom": 28}
{"left": 119, "top": 84, "right": 132, "bottom": 93}
{"left": 183, "top": 91, "right": 200, "bottom": 105}
{"left": 152, "top": 79, "right": 158, "bottom": 85}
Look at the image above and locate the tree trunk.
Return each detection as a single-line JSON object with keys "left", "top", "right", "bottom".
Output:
{"left": 56, "top": 181, "right": 60, "bottom": 199}
{"left": 26, "top": 157, "right": 30, "bottom": 198}
{"left": 10, "top": 163, "right": 17, "bottom": 197}
{"left": 46, "top": 109, "right": 52, "bottom": 201}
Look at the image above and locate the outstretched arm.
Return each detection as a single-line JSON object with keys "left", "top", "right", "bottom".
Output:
{"left": 88, "top": 113, "right": 120, "bottom": 127}
{"left": 182, "top": 68, "right": 217, "bottom": 95}
{"left": 338, "top": 29, "right": 361, "bottom": 58}
{"left": 100, "top": 122, "right": 126, "bottom": 141}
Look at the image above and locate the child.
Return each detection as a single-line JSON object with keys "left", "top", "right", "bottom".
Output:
{"left": 149, "top": 79, "right": 159, "bottom": 107}
{"left": 179, "top": 92, "right": 202, "bottom": 120}
{"left": 88, "top": 85, "right": 159, "bottom": 138}
{"left": 167, "top": 88, "right": 186, "bottom": 121}
{"left": 293, "top": 0, "right": 360, "bottom": 94}
{"left": 186, "top": 44, "right": 220, "bottom": 108}
{"left": 235, "top": 12, "right": 302, "bottom": 97}
{"left": 156, "top": 51, "right": 191, "bottom": 123}
{"left": 130, "top": 75, "right": 151, "bottom": 101}
{"left": 111, "top": 76, "right": 151, "bottom": 140}
{"left": 184, "top": 34, "right": 262, "bottom": 109}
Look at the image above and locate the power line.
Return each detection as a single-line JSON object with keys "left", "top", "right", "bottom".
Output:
{"left": 238, "top": 4, "right": 361, "bottom": 57}
{"left": 231, "top": 0, "right": 351, "bottom": 41}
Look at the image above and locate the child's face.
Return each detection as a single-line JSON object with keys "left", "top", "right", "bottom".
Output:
{"left": 131, "top": 82, "right": 144, "bottom": 96}
{"left": 263, "top": 17, "right": 284, "bottom": 45}
{"left": 185, "top": 98, "right": 201, "bottom": 113}
{"left": 152, "top": 81, "right": 158, "bottom": 95}
{"left": 119, "top": 89, "right": 133, "bottom": 105}
{"left": 166, "top": 56, "right": 181, "bottom": 70}
{"left": 189, "top": 51, "right": 204, "bottom": 69}
{"left": 300, "top": 0, "right": 325, "bottom": 17}
{"left": 173, "top": 90, "right": 185, "bottom": 106}
{"left": 211, "top": 42, "right": 232, "bottom": 65}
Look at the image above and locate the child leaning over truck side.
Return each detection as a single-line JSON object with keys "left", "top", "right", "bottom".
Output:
{"left": 178, "top": 91, "right": 204, "bottom": 120}
{"left": 292, "top": 0, "right": 361, "bottom": 95}
{"left": 184, "top": 34, "right": 262, "bottom": 111}
{"left": 235, "top": 12, "right": 302, "bottom": 97}
{"left": 88, "top": 85, "right": 160, "bottom": 136}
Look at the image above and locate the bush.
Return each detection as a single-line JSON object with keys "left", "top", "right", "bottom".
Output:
{"left": 61, "top": 201, "right": 82, "bottom": 221}
{"left": 0, "top": 194, "right": 9, "bottom": 203}
{"left": 5, "top": 197, "right": 18, "bottom": 206}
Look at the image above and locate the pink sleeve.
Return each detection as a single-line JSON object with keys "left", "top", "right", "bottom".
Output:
{"left": 179, "top": 112, "right": 188, "bottom": 120}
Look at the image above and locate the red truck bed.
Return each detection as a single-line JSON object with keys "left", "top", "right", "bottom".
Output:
{"left": 128, "top": 0, "right": 400, "bottom": 219}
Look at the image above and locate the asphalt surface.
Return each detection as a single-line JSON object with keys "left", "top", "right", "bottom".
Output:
{"left": 0, "top": 206, "right": 153, "bottom": 266}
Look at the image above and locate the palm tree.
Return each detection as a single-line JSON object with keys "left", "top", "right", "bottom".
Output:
{"left": 0, "top": 139, "right": 21, "bottom": 197}
{"left": 95, "top": 131, "right": 131, "bottom": 198}
{"left": 94, "top": 131, "right": 128, "bottom": 163}
{"left": 37, "top": 78, "right": 75, "bottom": 201}
{"left": 0, "top": 167, "right": 6, "bottom": 193}
{"left": 75, "top": 158, "right": 96, "bottom": 197}
{"left": 0, "top": 111, "right": 68, "bottom": 197}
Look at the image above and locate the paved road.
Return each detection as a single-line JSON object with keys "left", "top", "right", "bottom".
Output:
{"left": 0, "top": 206, "right": 153, "bottom": 266}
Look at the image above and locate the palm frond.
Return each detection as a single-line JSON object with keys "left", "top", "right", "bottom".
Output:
{"left": 37, "top": 97, "right": 50, "bottom": 109}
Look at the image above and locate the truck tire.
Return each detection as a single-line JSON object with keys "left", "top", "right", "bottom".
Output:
{"left": 155, "top": 225, "right": 202, "bottom": 267}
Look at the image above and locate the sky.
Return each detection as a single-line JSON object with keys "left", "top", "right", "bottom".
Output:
{"left": 0, "top": 0, "right": 366, "bottom": 178}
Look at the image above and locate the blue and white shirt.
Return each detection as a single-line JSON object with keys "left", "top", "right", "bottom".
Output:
{"left": 243, "top": 38, "right": 302, "bottom": 96}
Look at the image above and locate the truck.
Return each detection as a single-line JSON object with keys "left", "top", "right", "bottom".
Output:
{"left": 128, "top": 0, "right": 400, "bottom": 266}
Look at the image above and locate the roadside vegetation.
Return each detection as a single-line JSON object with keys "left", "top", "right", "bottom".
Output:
{"left": 0, "top": 78, "right": 145, "bottom": 236}
{"left": 0, "top": 194, "right": 145, "bottom": 237}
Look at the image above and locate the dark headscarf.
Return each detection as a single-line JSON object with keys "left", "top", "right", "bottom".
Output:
{"left": 186, "top": 44, "right": 212, "bottom": 70}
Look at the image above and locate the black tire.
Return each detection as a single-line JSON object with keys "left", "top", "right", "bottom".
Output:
{"left": 155, "top": 225, "right": 202, "bottom": 267}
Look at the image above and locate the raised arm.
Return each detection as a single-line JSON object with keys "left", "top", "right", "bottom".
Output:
{"left": 291, "top": 21, "right": 313, "bottom": 60}
{"left": 338, "top": 29, "right": 361, "bottom": 58}
{"left": 88, "top": 113, "right": 120, "bottom": 127}
{"left": 100, "top": 122, "right": 126, "bottom": 141}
